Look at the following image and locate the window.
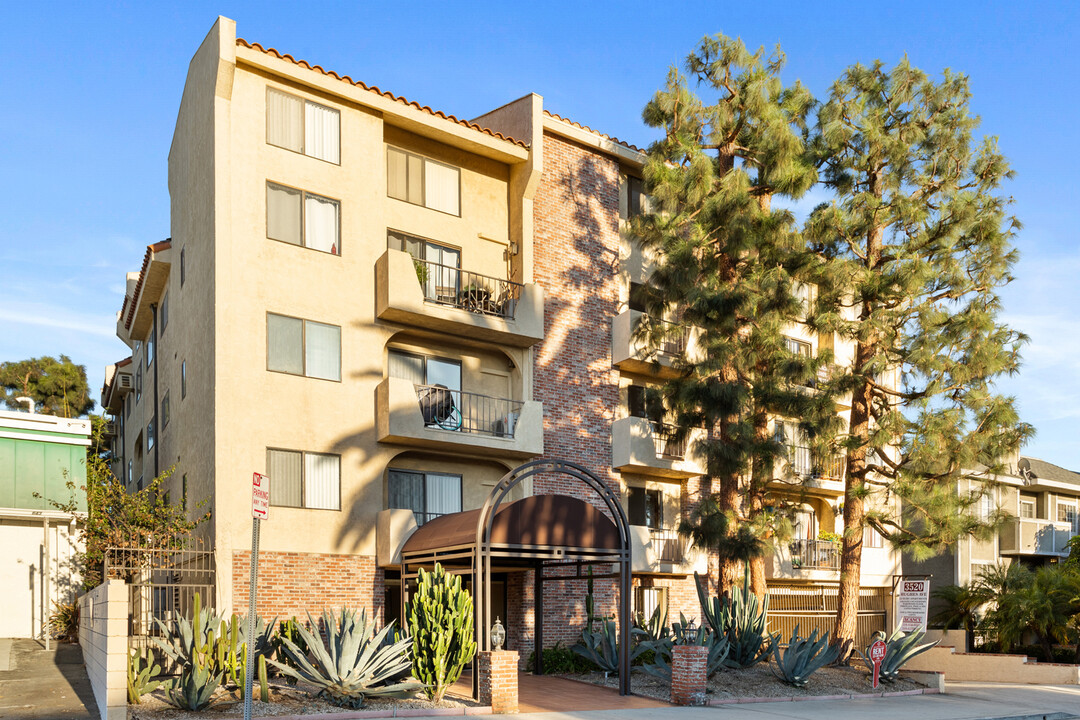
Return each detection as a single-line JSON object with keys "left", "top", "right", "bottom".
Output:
{"left": 136, "top": 366, "right": 142, "bottom": 402}
{"left": 181, "top": 360, "right": 187, "bottom": 399}
{"left": 977, "top": 492, "right": 994, "bottom": 521}
{"left": 146, "top": 420, "right": 155, "bottom": 451}
{"left": 266, "top": 88, "right": 340, "bottom": 164}
{"left": 387, "top": 230, "right": 461, "bottom": 301}
{"left": 267, "top": 448, "right": 341, "bottom": 510}
{"left": 180, "top": 247, "right": 186, "bottom": 286}
{"left": 147, "top": 322, "right": 155, "bottom": 367}
{"left": 387, "top": 469, "right": 461, "bottom": 524}
{"left": 863, "top": 526, "right": 884, "bottom": 548}
{"left": 784, "top": 337, "right": 812, "bottom": 358}
{"left": 1057, "top": 500, "right": 1079, "bottom": 533}
{"left": 267, "top": 182, "right": 340, "bottom": 254}
{"left": 628, "top": 282, "right": 648, "bottom": 313}
{"left": 160, "top": 293, "right": 169, "bottom": 334}
{"left": 622, "top": 175, "right": 650, "bottom": 220}
{"left": 793, "top": 283, "right": 815, "bottom": 319}
{"left": 628, "top": 486, "right": 663, "bottom": 529}
{"left": 125, "top": 393, "right": 131, "bottom": 418}
{"left": 634, "top": 586, "right": 668, "bottom": 625}
{"left": 137, "top": 477, "right": 143, "bottom": 492}
{"left": 628, "top": 385, "right": 664, "bottom": 423}
{"left": 127, "top": 459, "right": 132, "bottom": 485}
{"left": 161, "top": 391, "right": 170, "bottom": 429}
{"left": 386, "top": 146, "right": 460, "bottom": 216}
{"left": 1020, "top": 495, "right": 1036, "bottom": 519}
{"left": 267, "top": 313, "right": 341, "bottom": 381}
{"left": 775, "top": 420, "right": 812, "bottom": 476}
{"left": 182, "top": 474, "right": 188, "bottom": 512}
{"left": 388, "top": 350, "right": 461, "bottom": 391}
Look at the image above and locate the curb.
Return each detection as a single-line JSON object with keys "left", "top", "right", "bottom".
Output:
{"left": 257, "top": 707, "right": 492, "bottom": 720}
{"left": 707, "top": 687, "right": 940, "bottom": 706}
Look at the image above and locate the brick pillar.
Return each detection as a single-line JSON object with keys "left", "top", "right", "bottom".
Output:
{"left": 671, "top": 644, "right": 708, "bottom": 706}
{"left": 478, "top": 650, "right": 519, "bottom": 714}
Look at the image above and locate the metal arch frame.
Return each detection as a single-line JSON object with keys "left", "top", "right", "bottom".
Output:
{"left": 474, "top": 458, "right": 633, "bottom": 696}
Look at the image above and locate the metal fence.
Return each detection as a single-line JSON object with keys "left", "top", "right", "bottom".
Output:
{"left": 415, "top": 384, "right": 524, "bottom": 438}
{"left": 653, "top": 422, "right": 687, "bottom": 459}
{"left": 790, "top": 538, "right": 841, "bottom": 570}
{"left": 786, "top": 445, "right": 845, "bottom": 481}
{"left": 104, "top": 538, "right": 215, "bottom": 652}
{"left": 648, "top": 527, "right": 685, "bottom": 563}
{"left": 768, "top": 584, "right": 887, "bottom": 648}
{"left": 415, "top": 259, "right": 523, "bottom": 319}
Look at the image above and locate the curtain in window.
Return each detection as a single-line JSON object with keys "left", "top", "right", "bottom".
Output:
{"left": 426, "top": 473, "right": 461, "bottom": 517}
{"left": 267, "top": 314, "right": 304, "bottom": 375}
{"left": 388, "top": 470, "right": 425, "bottom": 516}
{"left": 425, "top": 161, "right": 460, "bottom": 215}
{"left": 268, "top": 449, "right": 302, "bottom": 507}
{"left": 388, "top": 351, "right": 425, "bottom": 386}
{"left": 267, "top": 184, "right": 302, "bottom": 245}
{"left": 305, "top": 102, "right": 340, "bottom": 163}
{"left": 304, "top": 452, "right": 340, "bottom": 510}
{"left": 407, "top": 154, "right": 424, "bottom": 204}
{"left": 267, "top": 89, "right": 303, "bottom": 152}
{"left": 304, "top": 321, "right": 340, "bottom": 381}
{"left": 305, "top": 194, "right": 339, "bottom": 254}
{"left": 387, "top": 148, "right": 408, "bottom": 201}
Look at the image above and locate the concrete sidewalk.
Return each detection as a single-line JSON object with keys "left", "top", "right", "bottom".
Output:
{"left": 505, "top": 682, "right": 1080, "bottom": 720}
{"left": 0, "top": 639, "right": 97, "bottom": 719}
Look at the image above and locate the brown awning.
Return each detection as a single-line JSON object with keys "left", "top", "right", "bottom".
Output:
{"left": 401, "top": 494, "right": 621, "bottom": 556}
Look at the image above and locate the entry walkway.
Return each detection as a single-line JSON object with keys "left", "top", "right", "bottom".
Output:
{"left": 0, "top": 639, "right": 97, "bottom": 719}
{"left": 517, "top": 674, "right": 670, "bottom": 713}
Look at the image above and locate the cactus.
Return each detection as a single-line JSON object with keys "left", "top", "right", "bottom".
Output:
{"left": 269, "top": 609, "right": 420, "bottom": 708}
{"left": 164, "top": 657, "right": 221, "bottom": 711}
{"left": 127, "top": 648, "right": 163, "bottom": 704}
{"left": 258, "top": 654, "right": 270, "bottom": 703}
{"left": 695, "top": 568, "right": 775, "bottom": 668}
{"left": 771, "top": 625, "right": 840, "bottom": 687}
{"left": 858, "top": 629, "right": 939, "bottom": 683}
{"left": 407, "top": 563, "right": 477, "bottom": 702}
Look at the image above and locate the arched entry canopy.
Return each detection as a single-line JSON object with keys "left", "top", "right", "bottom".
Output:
{"left": 399, "top": 459, "right": 632, "bottom": 696}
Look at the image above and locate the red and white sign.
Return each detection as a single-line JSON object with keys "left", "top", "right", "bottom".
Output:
{"left": 252, "top": 472, "right": 270, "bottom": 520}
{"left": 870, "top": 639, "right": 887, "bottom": 688}
{"left": 896, "top": 579, "right": 930, "bottom": 632}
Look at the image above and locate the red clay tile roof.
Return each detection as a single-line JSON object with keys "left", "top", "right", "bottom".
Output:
{"left": 121, "top": 240, "right": 171, "bottom": 331}
{"left": 236, "top": 39, "right": 528, "bottom": 150}
{"left": 543, "top": 110, "right": 645, "bottom": 154}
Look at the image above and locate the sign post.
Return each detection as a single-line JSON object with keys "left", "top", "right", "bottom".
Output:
{"left": 870, "top": 639, "right": 887, "bottom": 689}
{"left": 243, "top": 473, "right": 270, "bottom": 720}
{"left": 894, "top": 576, "right": 931, "bottom": 633}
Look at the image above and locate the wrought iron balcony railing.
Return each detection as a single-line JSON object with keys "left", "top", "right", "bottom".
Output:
{"left": 648, "top": 526, "right": 685, "bottom": 564}
{"left": 653, "top": 422, "right": 687, "bottom": 459}
{"left": 785, "top": 445, "right": 845, "bottom": 481}
{"left": 790, "top": 538, "right": 841, "bottom": 570}
{"left": 414, "top": 384, "right": 524, "bottom": 438}
{"left": 413, "top": 259, "right": 524, "bottom": 319}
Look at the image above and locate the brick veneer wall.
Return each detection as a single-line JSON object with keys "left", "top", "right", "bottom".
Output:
{"left": 478, "top": 651, "right": 519, "bottom": 713}
{"left": 232, "top": 550, "right": 382, "bottom": 620}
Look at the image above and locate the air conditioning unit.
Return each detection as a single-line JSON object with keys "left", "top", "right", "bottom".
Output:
{"left": 116, "top": 372, "right": 134, "bottom": 394}
{"left": 492, "top": 412, "right": 519, "bottom": 438}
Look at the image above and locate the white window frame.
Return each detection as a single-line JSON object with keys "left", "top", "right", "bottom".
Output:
{"left": 266, "top": 312, "right": 341, "bottom": 382}
{"left": 266, "top": 447, "right": 341, "bottom": 510}
{"left": 386, "top": 145, "right": 461, "bottom": 216}
{"left": 266, "top": 87, "right": 340, "bottom": 164}
{"left": 266, "top": 181, "right": 342, "bottom": 255}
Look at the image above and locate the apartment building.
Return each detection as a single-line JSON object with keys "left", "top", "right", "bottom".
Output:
{"left": 909, "top": 456, "right": 1080, "bottom": 621}
{"left": 101, "top": 16, "right": 901, "bottom": 654}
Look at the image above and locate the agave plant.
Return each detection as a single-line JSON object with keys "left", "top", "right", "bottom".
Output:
{"left": 127, "top": 649, "right": 163, "bottom": 704}
{"left": 641, "top": 614, "right": 730, "bottom": 681}
{"left": 696, "top": 569, "right": 775, "bottom": 668}
{"left": 152, "top": 593, "right": 226, "bottom": 672}
{"left": 164, "top": 659, "right": 220, "bottom": 711}
{"left": 858, "top": 629, "right": 939, "bottom": 683}
{"left": 771, "top": 625, "right": 840, "bottom": 687}
{"left": 572, "top": 619, "right": 621, "bottom": 673}
{"left": 268, "top": 609, "right": 422, "bottom": 708}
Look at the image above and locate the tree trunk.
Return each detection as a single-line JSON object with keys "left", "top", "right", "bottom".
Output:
{"left": 748, "top": 407, "right": 771, "bottom": 600}
{"left": 1040, "top": 635, "right": 1055, "bottom": 663}
{"left": 716, "top": 471, "right": 743, "bottom": 594}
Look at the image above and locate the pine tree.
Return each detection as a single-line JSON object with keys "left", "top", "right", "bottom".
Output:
{"left": 634, "top": 35, "right": 831, "bottom": 595}
{"left": 806, "top": 59, "right": 1032, "bottom": 656}
{"left": 0, "top": 355, "right": 95, "bottom": 417}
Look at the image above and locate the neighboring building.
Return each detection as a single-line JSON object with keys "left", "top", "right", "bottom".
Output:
{"left": 909, "top": 456, "right": 1080, "bottom": 622}
{"left": 101, "top": 16, "right": 900, "bottom": 653}
{"left": 0, "top": 409, "right": 89, "bottom": 638}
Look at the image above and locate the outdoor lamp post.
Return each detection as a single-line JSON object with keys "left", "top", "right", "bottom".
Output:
{"left": 491, "top": 617, "right": 506, "bottom": 650}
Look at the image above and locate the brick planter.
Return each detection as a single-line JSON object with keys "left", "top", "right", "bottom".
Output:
{"left": 671, "top": 644, "right": 708, "bottom": 706}
{"left": 478, "top": 650, "right": 519, "bottom": 714}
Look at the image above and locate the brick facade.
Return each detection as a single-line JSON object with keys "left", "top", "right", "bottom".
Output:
{"left": 671, "top": 644, "right": 709, "bottom": 705}
{"left": 232, "top": 550, "right": 382, "bottom": 621}
{"left": 478, "top": 650, "right": 519, "bottom": 713}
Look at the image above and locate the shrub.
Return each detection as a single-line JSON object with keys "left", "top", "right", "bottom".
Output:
{"left": 47, "top": 599, "right": 79, "bottom": 643}
{"left": 407, "top": 563, "right": 477, "bottom": 702}
{"left": 527, "top": 642, "right": 598, "bottom": 674}
{"left": 270, "top": 609, "right": 420, "bottom": 708}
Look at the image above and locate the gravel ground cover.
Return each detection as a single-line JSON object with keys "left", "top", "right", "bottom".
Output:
{"left": 572, "top": 663, "right": 926, "bottom": 701}
{"left": 128, "top": 680, "right": 480, "bottom": 719}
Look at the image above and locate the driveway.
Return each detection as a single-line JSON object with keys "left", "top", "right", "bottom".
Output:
{"left": 0, "top": 639, "right": 97, "bottom": 719}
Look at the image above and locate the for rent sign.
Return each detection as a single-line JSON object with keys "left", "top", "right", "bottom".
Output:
{"left": 896, "top": 578, "right": 930, "bottom": 632}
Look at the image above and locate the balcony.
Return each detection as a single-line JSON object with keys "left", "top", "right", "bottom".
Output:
{"left": 376, "top": 376, "right": 543, "bottom": 458}
{"left": 611, "top": 416, "right": 707, "bottom": 478}
{"left": 376, "top": 249, "right": 544, "bottom": 347}
{"left": 612, "top": 310, "right": 693, "bottom": 377}
{"left": 630, "top": 524, "right": 708, "bottom": 575}
{"left": 999, "top": 517, "right": 1075, "bottom": 556}
{"left": 789, "top": 539, "right": 841, "bottom": 570}
{"left": 779, "top": 446, "right": 846, "bottom": 495}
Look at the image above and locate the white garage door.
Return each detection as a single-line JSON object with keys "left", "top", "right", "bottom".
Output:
{"left": 0, "top": 518, "right": 81, "bottom": 639}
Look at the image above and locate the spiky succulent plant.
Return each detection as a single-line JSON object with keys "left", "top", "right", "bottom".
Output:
{"left": 858, "top": 628, "right": 939, "bottom": 683}
{"left": 771, "top": 625, "right": 840, "bottom": 687}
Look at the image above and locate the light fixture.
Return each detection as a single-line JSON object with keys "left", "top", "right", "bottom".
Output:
{"left": 491, "top": 617, "right": 506, "bottom": 651}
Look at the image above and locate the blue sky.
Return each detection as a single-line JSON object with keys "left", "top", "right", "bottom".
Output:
{"left": 1, "top": 2, "right": 1077, "bottom": 467}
